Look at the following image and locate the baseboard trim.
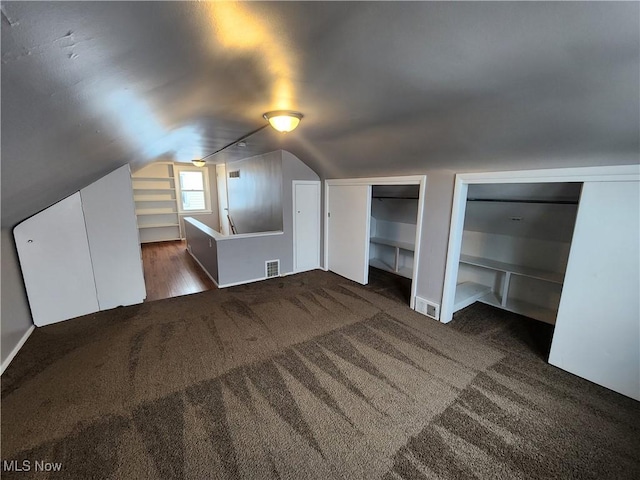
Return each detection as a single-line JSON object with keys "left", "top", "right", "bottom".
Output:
{"left": 186, "top": 249, "right": 220, "bottom": 288}
{"left": 186, "top": 249, "right": 298, "bottom": 289}
{"left": 1, "top": 324, "right": 35, "bottom": 375}
{"left": 218, "top": 272, "right": 294, "bottom": 289}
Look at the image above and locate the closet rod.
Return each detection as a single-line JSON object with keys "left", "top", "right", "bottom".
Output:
{"left": 466, "top": 198, "right": 578, "bottom": 205}
{"left": 373, "top": 196, "right": 419, "bottom": 200}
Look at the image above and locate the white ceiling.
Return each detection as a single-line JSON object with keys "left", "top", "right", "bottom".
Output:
{"left": 2, "top": 1, "right": 638, "bottom": 228}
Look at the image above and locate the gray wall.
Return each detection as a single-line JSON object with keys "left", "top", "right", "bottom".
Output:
{"left": 184, "top": 220, "right": 219, "bottom": 284}
{"left": 1, "top": 228, "right": 34, "bottom": 368}
{"left": 412, "top": 170, "right": 457, "bottom": 306}
{"left": 185, "top": 150, "right": 319, "bottom": 285}
{"left": 226, "top": 152, "right": 283, "bottom": 234}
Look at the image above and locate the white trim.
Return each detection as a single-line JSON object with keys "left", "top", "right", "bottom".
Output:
{"left": 186, "top": 248, "right": 219, "bottom": 288}
{"left": 456, "top": 164, "right": 639, "bottom": 184}
{"left": 218, "top": 272, "right": 294, "bottom": 289}
{"left": 325, "top": 175, "right": 427, "bottom": 186}
{"left": 324, "top": 180, "right": 329, "bottom": 271}
{"left": 440, "top": 164, "right": 640, "bottom": 324}
{"left": 1, "top": 325, "right": 35, "bottom": 375}
{"left": 324, "top": 175, "right": 427, "bottom": 309}
{"left": 292, "top": 180, "right": 322, "bottom": 273}
{"left": 217, "top": 231, "right": 283, "bottom": 241}
{"left": 173, "top": 164, "right": 212, "bottom": 215}
{"left": 183, "top": 216, "right": 283, "bottom": 242}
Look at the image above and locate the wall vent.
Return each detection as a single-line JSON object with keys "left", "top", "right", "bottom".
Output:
{"left": 265, "top": 260, "right": 280, "bottom": 278}
{"left": 414, "top": 296, "right": 440, "bottom": 320}
{"left": 228, "top": 170, "right": 240, "bottom": 178}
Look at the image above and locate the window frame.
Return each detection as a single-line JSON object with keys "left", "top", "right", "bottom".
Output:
{"left": 174, "top": 164, "right": 212, "bottom": 215}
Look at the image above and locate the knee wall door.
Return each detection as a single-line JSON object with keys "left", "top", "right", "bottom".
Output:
{"left": 549, "top": 180, "right": 640, "bottom": 400}
{"left": 294, "top": 182, "right": 321, "bottom": 273}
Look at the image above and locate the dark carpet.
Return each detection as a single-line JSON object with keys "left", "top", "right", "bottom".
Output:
{"left": 1, "top": 270, "right": 638, "bottom": 479}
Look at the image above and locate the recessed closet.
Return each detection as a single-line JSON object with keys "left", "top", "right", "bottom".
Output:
{"left": 325, "top": 176, "right": 425, "bottom": 308}
{"left": 368, "top": 185, "right": 420, "bottom": 280}
{"left": 453, "top": 182, "right": 581, "bottom": 324}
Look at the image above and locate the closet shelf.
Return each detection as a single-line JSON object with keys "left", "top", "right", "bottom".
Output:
{"left": 132, "top": 186, "right": 175, "bottom": 191}
{"left": 467, "top": 198, "right": 578, "bottom": 205}
{"left": 454, "top": 282, "right": 492, "bottom": 312}
{"left": 370, "top": 237, "right": 414, "bottom": 252}
{"left": 132, "top": 176, "right": 175, "bottom": 181}
{"left": 138, "top": 223, "right": 180, "bottom": 229}
{"left": 478, "top": 292, "right": 556, "bottom": 325}
{"left": 136, "top": 208, "right": 177, "bottom": 215}
{"left": 459, "top": 254, "right": 563, "bottom": 284}
{"left": 370, "top": 258, "right": 413, "bottom": 279}
{"left": 134, "top": 195, "right": 176, "bottom": 202}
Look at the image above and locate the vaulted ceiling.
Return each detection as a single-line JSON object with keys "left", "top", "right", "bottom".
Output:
{"left": 2, "top": 1, "right": 638, "bottom": 228}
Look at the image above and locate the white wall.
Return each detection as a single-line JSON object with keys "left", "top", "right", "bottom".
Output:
{"left": 1, "top": 229, "right": 34, "bottom": 371}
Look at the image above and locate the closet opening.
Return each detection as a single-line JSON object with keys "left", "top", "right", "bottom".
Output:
{"left": 447, "top": 182, "right": 582, "bottom": 356}
{"left": 325, "top": 175, "right": 426, "bottom": 310}
{"left": 368, "top": 185, "right": 420, "bottom": 304}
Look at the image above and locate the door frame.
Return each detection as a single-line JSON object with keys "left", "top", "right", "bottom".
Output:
{"left": 215, "top": 163, "right": 230, "bottom": 235}
{"left": 325, "top": 175, "right": 427, "bottom": 309}
{"left": 440, "top": 164, "right": 640, "bottom": 324}
{"left": 292, "top": 180, "right": 321, "bottom": 273}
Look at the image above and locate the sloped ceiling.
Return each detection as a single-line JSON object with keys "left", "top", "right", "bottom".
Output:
{"left": 2, "top": 1, "right": 638, "bottom": 228}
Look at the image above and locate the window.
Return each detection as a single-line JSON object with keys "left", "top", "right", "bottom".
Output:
{"left": 174, "top": 165, "right": 211, "bottom": 214}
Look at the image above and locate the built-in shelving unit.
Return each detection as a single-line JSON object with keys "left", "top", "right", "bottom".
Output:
{"left": 369, "top": 237, "right": 414, "bottom": 279}
{"left": 132, "top": 163, "right": 181, "bottom": 243}
{"left": 453, "top": 182, "right": 581, "bottom": 325}
{"left": 368, "top": 187, "right": 419, "bottom": 280}
{"left": 454, "top": 254, "right": 563, "bottom": 324}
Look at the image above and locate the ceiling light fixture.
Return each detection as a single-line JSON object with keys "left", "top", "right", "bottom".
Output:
{"left": 190, "top": 110, "right": 303, "bottom": 166}
{"left": 263, "top": 110, "right": 303, "bottom": 133}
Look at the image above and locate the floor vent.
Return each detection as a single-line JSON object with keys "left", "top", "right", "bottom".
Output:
{"left": 265, "top": 260, "right": 280, "bottom": 278}
{"left": 415, "top": 296, "right": 440, "bottom": 320}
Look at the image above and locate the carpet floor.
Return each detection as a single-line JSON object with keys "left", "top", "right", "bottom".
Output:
{"left": 1, "top": 270, "right": 638, "bottom": 479}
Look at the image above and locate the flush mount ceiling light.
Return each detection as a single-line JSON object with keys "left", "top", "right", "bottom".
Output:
{"left": 263, "top": 110, "right": 303, "bottom": 133}
{"left": 190, "top": 110, "right": 303, "bottom": 165}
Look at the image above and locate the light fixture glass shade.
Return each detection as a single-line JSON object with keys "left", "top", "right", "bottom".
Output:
{"left": 263, "top": 110, "right": 303, "bottom": 133}
{"left": 192, "top": 159, "right": 206, "bottom": 167}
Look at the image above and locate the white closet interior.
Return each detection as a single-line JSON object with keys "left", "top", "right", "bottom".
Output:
{"left": 453, "top": 182, "right": 581, "bottom": 324}
{"left": 368, "top": 185, "right": 419, "bottom": 280}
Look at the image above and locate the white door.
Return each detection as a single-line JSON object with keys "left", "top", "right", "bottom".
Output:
{"left": 216, "top": 164, "right": 230, "bottom": 235}
{"left": 14, "top": 193, "right": 100, "bottom": 326}
{"left": 81, "top": 165, "right": 146, "bottom": 309}
{"left": 294, "top": 182, "right": 321, "bottom": 273}
{"left": 327, "top": 184, "right": 371, "bottom": 284}
{"left": 549, "top": 181, "right": 640, "bottom": 400}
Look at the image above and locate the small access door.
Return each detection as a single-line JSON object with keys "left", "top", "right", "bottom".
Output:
{"left": 549, "top": 180, "right": 640, "bottom": 400}
{"left": 327, "top": 184, "right": 372, "bottom": 284}
{"left": 14, "top": 193, "right": 100, "bottom": 326}
{"left": 294, "top": 181, "right": 321, "bottom": 273}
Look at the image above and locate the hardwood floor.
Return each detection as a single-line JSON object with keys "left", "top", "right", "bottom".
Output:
{"left": 141, "top": 240, "right": 216, "bottom": 302}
